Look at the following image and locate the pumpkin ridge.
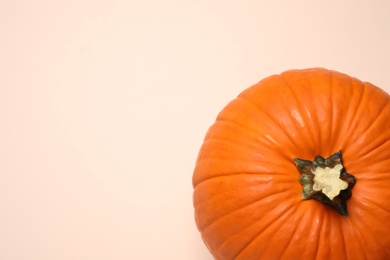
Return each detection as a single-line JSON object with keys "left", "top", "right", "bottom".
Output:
{"left": 328, "top": 71, "right": 361, "bottom": 153}
{"left": 343, "top": 76, "right": 364, "bottom": 142}
{"left": 193, "top": 173, "right": 296, "bottom": 205}
{"left": 327, "top": 71, "right": 334, "bottom": 154}
{"left": 212, "top": 118, "right": 271, "bottom": 145}
{"left": 278, "top": 205, "right": 307, "bottom": 259}
{"left": 346, "top": 210, "right": 386, "bottom": 259}
{"left": 312, "top": 211, "right": 323, "bottom": 260}
{"left": 357, "top": 93, "right": 389, "bottom": 133}
{"left": 281, "top": 203, "right": 327, "bottom": 259}
{"left": 355, "top": 170, "right": 390, "bottom": 179}
{"left": 202, "top": 135, "right": 268, "bottom": 154}
{"left": 361, "top": 95, "right": 390, "bottom": 133}
{"left": 343, "top": 91, "right": 390, "bottom": 163}
{"left": 215, "top": 113, "right": 267, "bottom": 139}
{"left": 335, "top": 217, "right": 348, "bottom": 260}
{"left": 347, "top": 220, "right": 373, "bottom": 260}
{"left": 359, "top": 195, "right": 390, "bottom": 214}
{"left": 237, "top": 95, "right": 300, "bottom": 156}
{"left": 258, "top": 203, "right": 303, "bottom": 259}
{"left": 193, "top": 135, "right": 288, "bottom": 186}
{"left": 319, "top": 210, "right": 342, "bottom": 260}
{"left": 193, "top": 169, "right": 274, "bottom": 190}
{"left": 325, "top": 74, "right": 358, "bottom": 153}
{"left": 350, "top": 203, "right": 390, "bottom": 256}
{"left": 212, "top": 118, "right": 292, "bottom": 161}
{"left": 327, "top": 70, "right": 352, "bottom": 153}
{"left": 279, "top": 73, "right": 319, "bottom": 153}
{"left": 193, "top": 156, "right": 295, "bottom": 188}
{"left": 359, "top": 137, "right": 390, "bottom": 164}
{"left": 233, "top": 202, "right": 299, "bottom": 259}
{"left": 195, "top": 157, "right": 294, "bottom": 178}
{"left": 202, "top": 131, "right": 287, "bottom": 157}
{"left": 355, "top": 101, "right": 390, "bottom": 156}
{"left": 200, "top": 195, "right": 291, "bottom": 254}
{"left": 230, "top": 96, "right": 296, "bottom": 160}
{"left": 343, "top": 80, "right": 367, "bottom": 144}
{"left": 200, "top": 188, "right": 294, "bottom": 234}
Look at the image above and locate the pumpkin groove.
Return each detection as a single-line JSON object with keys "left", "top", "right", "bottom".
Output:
{"left": 277, "top": 206, "right": 305, "bottom": 259}
{"left": 362, "top": 196, "right": 390, "bottom": 214}
{"left": 355, "top": 102, "right": 390, "bottom": 153}
{"left": 204, "top": 191, "right": 295, "bottom": 245}
{"left": 230, "top": 197, "right": 299, "bottom": 256}
{"left": 281, "top": 75, "right": 320, "bottom": 149}
{"left": 350, "top": 207, "right": 388, "bottom": 256}
{"left": 232, "top": 203, "right": 298, "bottom": 259}
{"left": 236, "top": 96, "right": 304, "bottom": 148}
{"left": 237, "top": 96, "right": 303, "bottom": 155}
{"left": 196, "top": 176, "right": 295, "bottom": 231}
{"left": 215, "top": 98, "right": 300, "bottom": 156}
{"left": 347, "top": 93, "right": 388, "bottom": 142}
{"left": 193, "top": 68, "right": 390, "bottom": 259}
{"left": 237, "top": 205, "right": 317, "bottom": 259}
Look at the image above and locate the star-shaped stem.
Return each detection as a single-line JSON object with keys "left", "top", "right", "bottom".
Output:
{"left": 294, "top": 150, "right": 357, "bottom": 217}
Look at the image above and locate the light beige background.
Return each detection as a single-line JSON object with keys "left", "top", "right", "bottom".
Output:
{"left": 1, "top": 1, "right": 390, "bottom": 259}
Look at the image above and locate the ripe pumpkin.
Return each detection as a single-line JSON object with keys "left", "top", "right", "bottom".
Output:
{"left": 192, "top": 68, "right": 390, "bottom": 259}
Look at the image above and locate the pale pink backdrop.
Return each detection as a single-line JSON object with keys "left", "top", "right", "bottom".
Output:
{"left": 1, "top": 1, "right": 390, "bottom": 259}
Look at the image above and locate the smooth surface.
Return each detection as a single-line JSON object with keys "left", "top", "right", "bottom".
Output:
{"left": 1, "top": 1, "right": 390, "bottom": 259}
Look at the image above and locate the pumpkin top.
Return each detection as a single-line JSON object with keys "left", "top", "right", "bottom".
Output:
{"left": 193, "top": 68, "right": 390, "bottom": 259}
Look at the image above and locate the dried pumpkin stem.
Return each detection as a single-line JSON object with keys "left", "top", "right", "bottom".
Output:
{"left": 294, "top": 150, "right": 356, "bottom": 217}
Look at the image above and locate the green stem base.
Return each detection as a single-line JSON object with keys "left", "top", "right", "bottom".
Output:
{"left": 294, "top": 150, "right": 357, "bottom": 217}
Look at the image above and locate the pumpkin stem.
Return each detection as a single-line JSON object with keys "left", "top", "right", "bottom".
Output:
{"left": 294, "top": 150, "right": 356, "bottom": 217}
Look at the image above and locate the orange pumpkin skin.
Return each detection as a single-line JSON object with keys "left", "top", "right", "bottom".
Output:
{"left": 192, "top": 68, "right": 390, "bottom": 260}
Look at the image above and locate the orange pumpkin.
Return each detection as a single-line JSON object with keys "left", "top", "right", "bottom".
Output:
{"left": 192, "top": 68, "right": 390, "bottom": 259}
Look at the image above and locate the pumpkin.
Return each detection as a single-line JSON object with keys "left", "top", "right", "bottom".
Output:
{"left": 192, "top": 68, "right": 390, "bottom": 259}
